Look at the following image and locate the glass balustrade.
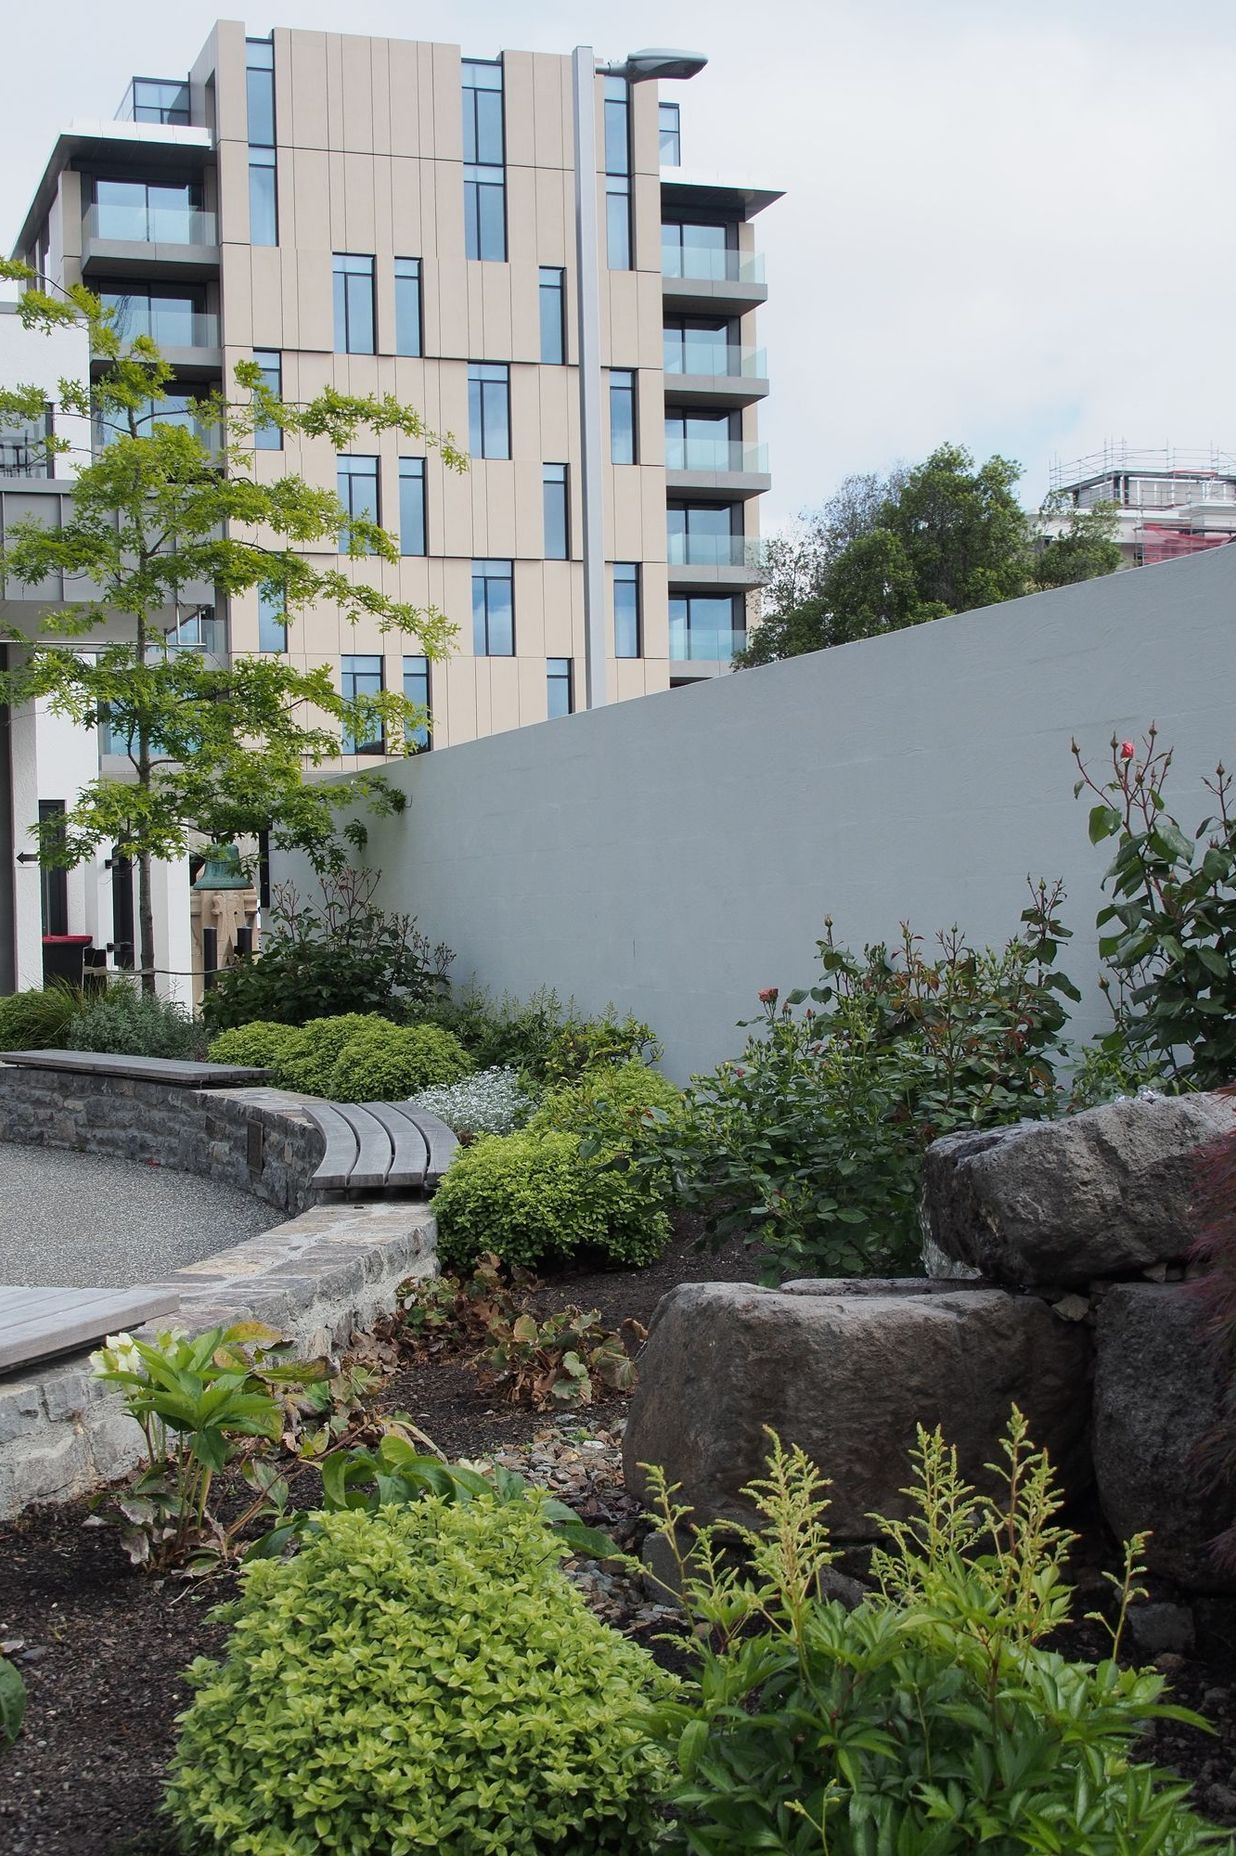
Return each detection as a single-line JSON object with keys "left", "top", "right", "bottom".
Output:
{"left": 99, "top": 294, "right": 219, "bottom": 349}
{"left": 661, "top": 246, "right": 765, "bottom": 284}
{"left": 666, "top": 532, "right": 768, "bottom": 569}
{"left": 665, "top": 437, "right": 769, "bottom": 473}
{"left": 85, "top": 202, "right": 216, "bottom": 246}
{"left": 663, "top": 342, "right": 767, "bottom": 378}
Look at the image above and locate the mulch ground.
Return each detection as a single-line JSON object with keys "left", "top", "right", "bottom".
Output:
{"left": 2, "top": 1224, "right": 1235, "bottom": 1853}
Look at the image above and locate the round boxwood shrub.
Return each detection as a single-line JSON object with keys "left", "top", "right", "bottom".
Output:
{"left": 530, "top": 1058, "right": 681, "bottom": 1143}
{"left": 327, "top": 1022, "right": 472, "bottom": 1101}
{"left": 433, "top": 1127, "right": 671, "bottom": 1272}
{"left": 206, "top": 1021, "right": 303, "bottom": 1074}
{"left": 166, "top": 1498, "right": 673, "bottom": 1856}
{"left": 275, "top": 1014, "right": 392, "bottom": 1095}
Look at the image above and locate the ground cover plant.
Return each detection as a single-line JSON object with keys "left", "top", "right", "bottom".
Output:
{"left": 165, "top": 1497, "right": 675, "bottom": 1856}
{"left": 633, "top": 882, "right": 1078, "bottom": 1280}
{"left": 411, "top": 1065, "right": 538, "bottom": 1138}
{"left": 644, "top": 1413, "right": 1231, "bottom": 1854}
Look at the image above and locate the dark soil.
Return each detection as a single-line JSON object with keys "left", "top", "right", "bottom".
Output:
{"left": 3, "top": 1221, "right": 1235, "bottom": 1852}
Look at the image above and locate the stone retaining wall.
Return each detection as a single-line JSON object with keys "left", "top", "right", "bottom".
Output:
{"left": 0, "top": 1200, "right": 437, "bottom": 1520}
{"left": 0, "top": 1068, "right": 327, "bottom": 1215}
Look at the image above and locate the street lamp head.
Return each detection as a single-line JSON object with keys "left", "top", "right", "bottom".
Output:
{"left": 620, "top": 48, "right": 708, "bottom": 82}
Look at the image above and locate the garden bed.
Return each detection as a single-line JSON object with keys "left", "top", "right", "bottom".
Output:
{"left": 3, "top": 1223, "right": 1235, "bottom": 1853}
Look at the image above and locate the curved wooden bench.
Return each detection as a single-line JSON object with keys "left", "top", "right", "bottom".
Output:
{"left": 299, "top": 1099, "right": 458, "bottom": 1194}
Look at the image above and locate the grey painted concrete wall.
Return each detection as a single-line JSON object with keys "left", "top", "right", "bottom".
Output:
{"left": 277, "top": 546, "right": 1236, "bottom": 1081}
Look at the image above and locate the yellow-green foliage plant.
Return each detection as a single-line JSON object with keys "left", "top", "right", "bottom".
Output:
{"left": 206, "top": 1021, "right": 303, "bottom": 1074}
{"left": 530, "top": 1057, "right": 681, "bottom": 1144}
{"left": 644, "top": 1411, "right": 1233, "bottom": 1855}
{"left": 166, "top": 1496, "right": 675, "bottom": 1856}
{"left": 432, "top": 1127, "right": 671, "bottom": 1272}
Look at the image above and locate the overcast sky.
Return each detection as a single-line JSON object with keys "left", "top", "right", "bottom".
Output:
{"left": 3, "top": 0, "right": 1233, "bottom": 525}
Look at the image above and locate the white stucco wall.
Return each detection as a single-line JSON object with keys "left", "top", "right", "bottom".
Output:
{"left": 0, "top": 302, "right": 91, "bottom": 476}
{"left": 281, "top": 544, "right": 1236, "bottom": 1080}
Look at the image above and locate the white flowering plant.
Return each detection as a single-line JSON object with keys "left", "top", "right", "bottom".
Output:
{"left": 413, "top": 1065, "right": 539, "bottom": 1140}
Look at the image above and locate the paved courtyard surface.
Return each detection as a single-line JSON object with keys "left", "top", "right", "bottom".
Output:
{"left": 0, "top": 1144, "right": 275, "bottom": 1288}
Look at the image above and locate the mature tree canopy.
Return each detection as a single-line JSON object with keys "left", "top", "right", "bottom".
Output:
{"left": 738, "top": 444, "right": 1120, "bottom": 669}
{"left": 0, "top": 264, "right": 465, "bottom": 987}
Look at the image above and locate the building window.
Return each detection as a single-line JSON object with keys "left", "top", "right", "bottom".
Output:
{"left": 403, "top": 654, "right": 430, "bottom": 749}
{"left": 603, "top": 76, "right": 632, "bottom": 270}
{"left": 394, "top": 257, "right": 422, "bottom": 356}
{"left": 257, "top": 583, "right": 286, "bottom": 652}
{"left": 337, "top": 455, "right": 379, "bottom": 550}
{"left": 609, "top": 369, "right": 636, "bottom": 464}
{"left": 547, "top": 658, "right": 573, "bottom": 719}
{"left": 333, "top": 253, "right": 375, "bottom": 354}
{"left": 667, "top": 502, "right": 742, "bottom": 567}
{"left": 659, "top": 101, "right": 681, "bottom": 166}
{"left": 399, "top": 457, "right": 427, "bottom": 556}
{"left": 663, "top": 316, "right": 734, "bottom": 376}
{"left": 124, "top": 78, "right": 190, "bottom": 126}
{"left": 246, "top": 39, "right": 277, "bottom": 246}
{"left": 253, "top": 349, "right": 282, "bottom": 450}
{"left": 462, "top": 59, "right": 506, "bottom": 261}
{"left": 91, "top": 177, "right": 205, "bottom": 244}
{"left": 661, "top": 219, "right": 738, "bottom": 282}
{"left": 669, "top": 593, "right": 746, "bottom": 661}
{"left": 613, "top": 562, "right": 641, "bottom": 658}
{"left": 542, "top": 463, "right": 568, "bottom": 560}
{"left": 665, "top": 409, "right": 737, "bottom": 472}
{"left": 468, "top": 362, "right": 510, "bottom": 459}
{"left": 472, "top": 559, "right": 514, "bottom": 655}
{"left": 341, "top": 655, "right": 385, "bottom": 754}
{"left": 539, "top": 266, "right": 565, "bottom": 364}
{"left": 98, "top": 285, "right": 208, "bottom": 348}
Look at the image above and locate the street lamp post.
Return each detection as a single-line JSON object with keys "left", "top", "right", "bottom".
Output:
{"left": 571, "top": 47, "right": 707, "bottom": 711}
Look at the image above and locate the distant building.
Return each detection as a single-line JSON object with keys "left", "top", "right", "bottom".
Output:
{"left": 1043, "top": 445, "right": 1236, "bottom": 569}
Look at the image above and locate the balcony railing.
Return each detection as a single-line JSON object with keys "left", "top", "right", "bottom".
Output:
{"left": 103, "top": 302, "right": 219, "bottom": 349}
{"left": 84, "top": 202, "right": 216, "bottom": 247}
{"left": 666, "top": 439, "right": 769, "bottom": 474}
{"left": 664, "top": 344, "right": 767, "bottom": 379}
{"left": 661, "top": 247, "right": 765, "bottom": 285}
{"left": 667, "top": 533, "right": 768, "bottom": 570}
{"left": 94, "top": 408, "right": 221, "bottom": 456}
{"left": 669, "top": 626, "right": 747, "bottom": 662}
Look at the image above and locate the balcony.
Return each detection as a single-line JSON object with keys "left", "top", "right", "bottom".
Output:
{"left": 95, "top": 295, "right": 221, "bottom": 378}
{"left": 661, "top": 246, "right": 767, "bottom": 315}
{"left": 81, "top": 202, "right": 219, "bottom": 282}
{"left": 667, "top": 531, "right": 769, "bottom": 590}
{"left": 663, "top": 343, "right": 768, "bottom": 408}
{"left": 666, "top": 439, "right": 771, "bottom": 501}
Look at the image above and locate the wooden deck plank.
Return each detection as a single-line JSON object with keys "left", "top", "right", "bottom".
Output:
{"left": 333, "top": 1103, "right": 393, "bottom": 1190}
{"left": 362, "top": 1102, "right": 428, "bottom": 1189}
{"left": 0, "top": 1285, "right": 181, "bottom": 1373}
{"left": 300, "top": 1101, "right": 360, "bottom": 1189}
{"left": 0, "top": 1049, "right": 270, "bottom": 1089}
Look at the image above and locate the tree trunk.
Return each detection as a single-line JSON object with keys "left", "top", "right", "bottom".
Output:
{"left": 137, "top": 850, "right": 156, "bottom": 996}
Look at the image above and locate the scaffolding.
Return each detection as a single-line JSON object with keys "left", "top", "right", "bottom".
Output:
{"left": 1049, "top": 442, "right": 1236, "bottom": 496}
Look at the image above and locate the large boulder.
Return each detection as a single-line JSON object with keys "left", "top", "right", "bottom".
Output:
{"left": 1092, "top": 1282, "right": 1236, "bottom": 1593}
{"left": 922, "top": 1093, "right": 1236, "bottom": 1288}
{"left": 623, "top": 1279, "right": 1092, "bottom": 1539}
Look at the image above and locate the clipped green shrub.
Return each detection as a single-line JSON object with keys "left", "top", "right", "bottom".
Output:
{"left": 541, "top": 1011, "right": 662, "bottom": 1087}
{"left": 433, "top": 1127, "right": 670, "bottom": 1273}
{"left": 206, "top": 1021, "right": 304, "bottom": 1074}
{"left": 275, "top": 1014, "right": 391, "bottom": 1094}
{"left": 166, "top": 1498, "right": 672, "bottom": 1856}
{"left": 327, "top": 1022, "right": 472, "bottom": 1101}
{"left": 0, "top": 983, "right": 81, "bottom": 1051}
{"left": 65, "top": 982, "right": 206, "bottom": 1060}
{"left": 531, "top": 1058, "right": 681, "bottom": 1143}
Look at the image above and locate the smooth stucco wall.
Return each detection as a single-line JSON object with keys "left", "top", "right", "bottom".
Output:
{"left": 276, "top": 545, "right": 1236, "bottom": 1079}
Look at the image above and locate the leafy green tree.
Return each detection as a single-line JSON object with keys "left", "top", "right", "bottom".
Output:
{"left": 0, "top": 265, "right": 464, "bottom": 988}
{"left": 739, "top": 444, "right": 1120, "bottom": 669}
{"left": 1033, "top": 491, "right": 1123, "bottom": 588}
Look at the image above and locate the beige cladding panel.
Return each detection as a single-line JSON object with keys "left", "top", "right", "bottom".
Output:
{"left": 641, "top": 563, "right": 671, "bottom": 659}
{"left": 516, "top": 655, "right": 548, "bottom": 725}
{"left": 469, "top": 464, "right": 517, "bottom": 559}
{"left": 217, "top": 140, "right": 251, "bottom": 247}
{"left": 500, "top": 53, "right": 536, "bottom": 170}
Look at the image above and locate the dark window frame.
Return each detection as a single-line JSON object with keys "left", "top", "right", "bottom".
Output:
{"left": 546, "top": 657, "right": 573, "bottom": 718}
{"left": 539, "top": 266, "right": 566, "bottom": 364}
{"left": 472, "top": 558, "right": 515, "bottom": 656}
{"left": 337, "top": 454, "right": 380, "bottom": 551}
{"left": 402, "top": 653, "right": 431, "bottom": 750}
{"left": 609, "top": 368, "right": 637, "bottom": 464}
{"left": 468, "top": 362, "right": 511, "bottom": 459}
{"left": 394, "top": 256, "right": 423, "bottom": 356}
{"left": 399, "top": 456, "right": 427, "bottom": 556}
{"left": 542, "top": 463, "right": 569, "bottom": 560}
{"left": 341, "top": 653, "right": 385, "bottom": 755}
{"left": 333, "top": 252, "right": 376, "bottom": 355}
{"left": 253, "top": 348, "right": 282, "bottom": 450}
{"left": 613, "top": 561, "right": 641, "bottom": 659}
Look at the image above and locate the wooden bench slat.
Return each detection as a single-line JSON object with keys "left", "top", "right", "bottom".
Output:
{"left": 0, "top": 1286, "right": 181, "bottom": 1373}
{"left": 397, "top": 1102, "right": 458, "bottom": 1187}
{"left": 300, "top": 1101, "right": 360, "bottom": 1189}
{"left": 361, "top": 1102, "right": 428, "bottom": 1189}
{"left": 332, "top": 1103, "right": 394, "bottom": 1190}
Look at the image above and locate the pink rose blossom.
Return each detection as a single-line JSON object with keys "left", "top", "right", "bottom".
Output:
{"left": 1120, "top": 741, "right": 1136, "bottom": 760}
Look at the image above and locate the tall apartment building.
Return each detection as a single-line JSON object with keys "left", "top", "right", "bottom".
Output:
{"left": 9, "top": 23, "right": 782, "bottom": 777}
{"left": 1043, "top": 445, "right": 1236, "bottom": 568}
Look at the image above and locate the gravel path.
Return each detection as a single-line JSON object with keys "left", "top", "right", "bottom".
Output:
{"left": 0, "top": 1143, "right": 275, "bottom": 1287}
